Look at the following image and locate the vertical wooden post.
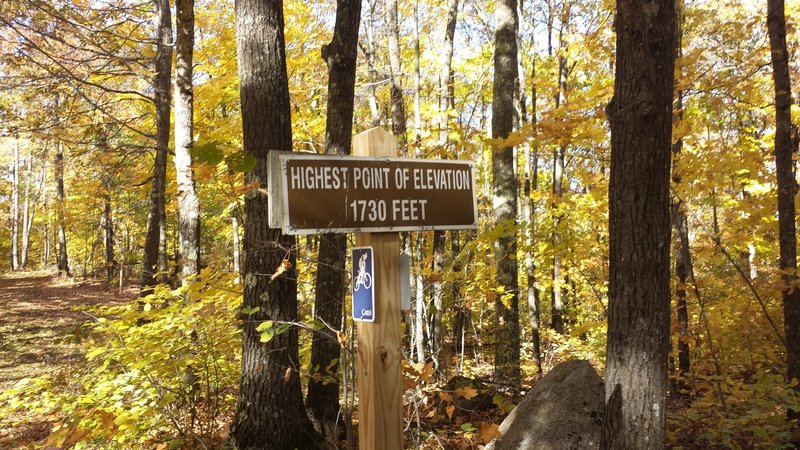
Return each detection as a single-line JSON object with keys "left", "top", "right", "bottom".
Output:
{"left": 353, "top": 127, "right": 403, "bottom": 450}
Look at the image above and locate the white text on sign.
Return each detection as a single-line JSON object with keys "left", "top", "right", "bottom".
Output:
{"left": 349, "top": 199, "right": 428, "bottom": 222}
{"left": 290, "top": 166, "right": 471, "bottom": 191}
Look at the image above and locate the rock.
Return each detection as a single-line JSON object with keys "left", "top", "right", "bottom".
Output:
{"left": 487, "top": 359, "right": 604, "bottom": 450}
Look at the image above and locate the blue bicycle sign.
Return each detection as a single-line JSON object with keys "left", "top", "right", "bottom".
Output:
{"left": 352, "top": 247, "right": 375, "bottom": 322}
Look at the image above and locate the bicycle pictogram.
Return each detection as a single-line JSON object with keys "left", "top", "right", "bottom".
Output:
{"left": 354, "top": 253, "right": 373, "bottom": 291}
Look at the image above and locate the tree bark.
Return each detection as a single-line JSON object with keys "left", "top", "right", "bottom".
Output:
{"left": 104, "top": 177, "right": 115, "bottom": 282}
{"left": 141, "top": 0, "right": 172, "bottom": 293}
{"left": 10, "top": 137, "right": 19, "bottom": 271}
{"left": 55, "top": 144, "right": 71, "bottom": 277}
{"left": 602, "top": 0, "right": 674, "bottom": 447}
{"left": 550, "top": 6, "right": 570, "bottom": 334}
{"left": 671, "top": 3, "right": 690, "bottom": 382}
{"left": 232, "top": 0, "right": 321, "bottom": 447}
{"left": 20, "top": 145, "right": 31, "bottom": 269}
{"left": 386, "top": 0, "right": 407, "bottom": 145}
{"left": 174, "top": 0, "right": 201, "bottom": 283}
{"left": 492, "top": 0, "right": 521, "bottom": 385}
{"left": 767, "top": 0, "right": 800, "bottom": 405}
{"left": 363, "top": 0, "right": 381, "bottom": 127}
{"left": 307, "top": 0, "right": 361, "bottom": 440}
{"left": 232, "top": 215, "right": 241, "bottom": 274}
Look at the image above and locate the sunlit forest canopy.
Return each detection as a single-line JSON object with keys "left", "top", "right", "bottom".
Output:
{"left": 1, "top": 0, "right": 800, "bottom": 448}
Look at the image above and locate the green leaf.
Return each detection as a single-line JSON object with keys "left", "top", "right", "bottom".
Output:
{"left": 192, "top": 140, "right": 224, "bottom": 166}
{"left": 226, "top": 150, "right": 256, "bottom": 172}
{"left": 256, "top": 320, "right": 273, "bottom": 332}
{"left": 242, "top": 306, "right": 260, "bottom": 316}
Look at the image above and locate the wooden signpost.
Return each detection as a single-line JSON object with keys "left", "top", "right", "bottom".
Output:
{"left": 269, "top": 127, "right": 477, "bottom": 450}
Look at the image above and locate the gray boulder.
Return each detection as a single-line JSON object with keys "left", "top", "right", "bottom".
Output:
{"left": 487, "top": 359, "right": 604, "bottom": 450}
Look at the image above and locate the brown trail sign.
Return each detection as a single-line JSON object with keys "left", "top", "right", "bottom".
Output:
{"left": 268, "top": 127, "right": 477, "bottom": 450}
{"left": 268, "top": 148, "right": 477, "bottom": 234}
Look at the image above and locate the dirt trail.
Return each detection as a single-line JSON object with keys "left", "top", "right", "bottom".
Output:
{"left": 0, "top": 271, "right": 136, "bottom": 448}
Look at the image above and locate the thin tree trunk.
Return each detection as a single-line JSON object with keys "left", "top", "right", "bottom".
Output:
{"left": 43, "top": 181, "right": 50, "bottom": 267}
{"left": 414, "top": 234, "right": 427, "bottom": 363}
{"left": 767, "top": 0, "right": 800, "bottom": 409}
{"left": 551, "top": 7, "right": 569, "bottom": 334}
{"left": 231, "top": 0, "right": 321, "bottom": 446}
{"left": 174, "top": 0, "right": 201, "bottom": 283}
{"left": 429, "top": 231, "right": 445, "bottom": 372}
{"left": 142, "top": 0, "right": 172, "bottom": 293}
{"left": 439, "top": 0, "right": 458, "bottom": 140}
{"left": 55, "top": 144, "right": 71, "bottom": 277}
{"left": 20, "top": 146, "right": 31, "bottom": 269}
{"left": 363, "top": 0, "right": 381, "bottom": 127}
{"left": 307, "top": 0, "right": 361, "bottom": 440}
{"left": 10, "top": 137, "right": 19, "bottom": 271}
{"left": 104, "top": 177, "right": 115, "bottom": 282}
{"left": 602, "top": 0, "right": 675, "bottom": 446}
{"left": 671, "top": 2, "right": 690, "bottom": 382}
{"left": 492, "top": 0, "right": 521, "bottom": 385}
{"left": 386, "top": 0, "right": 407, "bottom": 145}
{"left": 231, "top": 215, "right": 241, "bottom": 274}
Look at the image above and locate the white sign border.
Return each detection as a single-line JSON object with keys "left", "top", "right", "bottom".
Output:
{"left": 277, "top": 153, "right": 479, "bottom": 235}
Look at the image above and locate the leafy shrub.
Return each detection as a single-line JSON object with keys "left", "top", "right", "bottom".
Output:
{"left": 1, "top": 269, "right": 242, "bottom": 448}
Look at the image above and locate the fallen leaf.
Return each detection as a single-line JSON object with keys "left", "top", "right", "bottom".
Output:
{"left": 284, "top": 367, "right": 292, "bottom": 382}
{"left": 419, "top": 362, "right": 434, "bottom": 382}
{"left": 455, "top": 386, "right": 478, "bottom": 400}
{"left": 479, "top": 423, "right": 501, "bottom": 443}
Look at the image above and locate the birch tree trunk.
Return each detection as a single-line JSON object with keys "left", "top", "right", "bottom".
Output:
{"left": 174, "top": 0, "right": 201, "bottom": 283}
{"left": 20, "top": 146, "right": 31, "bottom": 269}
{"left": 10, "top": 137, "right": 19, "bottom": 271}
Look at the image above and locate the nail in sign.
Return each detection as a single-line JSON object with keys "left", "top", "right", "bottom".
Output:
{"left": 352, "top": 247, "right": 375, "bottom": 322}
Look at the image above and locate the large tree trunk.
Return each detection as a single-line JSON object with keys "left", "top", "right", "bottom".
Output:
{"left": 307, "top": 0, "right": 361, "bottom": 441}
{"left": 174, "top": 0, "right": 201, "bottom": 283}
{"left": 767, "top": 0, "right": 800, "bottom": 406}
{"left": 492, "top": 0, "right": 520, "bottom": 385}
{"left": 10, "top": 137, "right": 19, "bottom": 271}
{"left": 602, "top": 0, "right": 674, "bottom": 447}
{"left": 386, "top": 0, "right": 407, "bottom": 145}
{"left": 55, "top": 145, "right": 71, "bottom": 278}
{"left": 141, "top": 0, "right": 172, "bottom": 294}
{"left": 231, "top": 0, "right": 321, "bottom": 447}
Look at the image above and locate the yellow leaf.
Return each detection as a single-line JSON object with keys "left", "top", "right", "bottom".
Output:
{"left": 479, "top": 423, "right": 502, "bottom": 443}
{"left": 455, "top": 386, "right": 478, "bottom": 400}
{"left": 419, "top": 362, "right": 434, "bottom": 383}
{"left": 446, "top": 405, "right": 455, "bottom": 419}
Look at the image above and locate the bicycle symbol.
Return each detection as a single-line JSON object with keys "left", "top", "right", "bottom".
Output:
{"left": 354, "top": 253, "right": 373, "bottom": 291}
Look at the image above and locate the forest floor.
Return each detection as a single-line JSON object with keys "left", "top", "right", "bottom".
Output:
{"left": 0, "top": 270, "right": 137, "bottom": 449}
